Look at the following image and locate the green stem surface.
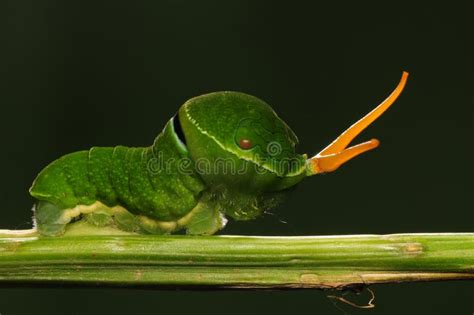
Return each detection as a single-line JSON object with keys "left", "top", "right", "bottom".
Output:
{"left": 0, "top": 230, "right": 472, "bottom": 288}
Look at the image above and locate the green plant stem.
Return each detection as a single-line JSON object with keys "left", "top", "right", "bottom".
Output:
{"left": 0, "top": 228, "right": 472, "bottom": 288}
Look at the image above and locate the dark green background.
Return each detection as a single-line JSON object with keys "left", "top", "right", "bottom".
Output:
{"left": 0, "top": 1, "right": 472, "bottom": 314}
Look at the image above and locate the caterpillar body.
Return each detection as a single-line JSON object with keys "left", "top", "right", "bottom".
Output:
{"left": 30, "top": 72, "right": 408, "bottom": 236}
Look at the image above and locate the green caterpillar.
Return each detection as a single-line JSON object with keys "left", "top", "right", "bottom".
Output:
{"left": 30, "top": 72, "right": 408, "bottom": 236}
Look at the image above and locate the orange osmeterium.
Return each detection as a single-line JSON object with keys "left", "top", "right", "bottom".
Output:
{"left": 308, "top": 71, "right": 409, "bottom": 175}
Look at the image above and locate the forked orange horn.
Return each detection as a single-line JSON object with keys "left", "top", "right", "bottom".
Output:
{"left": 309, "top": 71, "right": 409, "bottom": 174}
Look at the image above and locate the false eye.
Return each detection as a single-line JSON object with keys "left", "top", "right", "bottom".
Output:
{"left": 239, "top": 139, "right": 253, "bottom": 150}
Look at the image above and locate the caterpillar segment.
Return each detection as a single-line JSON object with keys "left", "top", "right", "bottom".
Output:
{"left": 30, "top": 118, "right": 218, "bottom": 236}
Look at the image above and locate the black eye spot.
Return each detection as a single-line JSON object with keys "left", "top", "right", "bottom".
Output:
{"left": 173, "top": 114, "right": 187, "bottom": 145}
{"left": 239, "top": 139, "right": 253, "bottom": 150}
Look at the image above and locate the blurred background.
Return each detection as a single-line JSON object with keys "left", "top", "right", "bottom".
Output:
{"left": 0, "top": 1, "right": 472, "bottom": 314}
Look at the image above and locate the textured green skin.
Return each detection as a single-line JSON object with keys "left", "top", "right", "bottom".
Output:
{"left": 31, "top": 119, "right": 205, "bottom": 219}
{"left": 179, "top": 92, "right": 307, "bottom": 220}
{"left": 30, "top": 92, "right": 308, "bottom": 235}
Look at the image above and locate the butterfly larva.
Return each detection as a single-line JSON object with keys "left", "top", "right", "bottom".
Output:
{"left": 30, "top": 72, "right": 408, "bottom": 236}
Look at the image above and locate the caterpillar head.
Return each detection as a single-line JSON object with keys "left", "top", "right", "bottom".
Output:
{"left": 174, "top": 72, "right": 408, "bottom": 220}
{"left": 180, "top": 91, "right": 306, "bottom": 175}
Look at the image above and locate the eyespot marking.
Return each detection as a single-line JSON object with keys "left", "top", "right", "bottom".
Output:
{"left": 239, "top": 139, "right": 253, "bottom": 150}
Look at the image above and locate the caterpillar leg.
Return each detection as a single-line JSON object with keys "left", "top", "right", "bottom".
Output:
{"left": 134, "top": 201, "right": 226, "bottom": 235}
{"left": 85, "top": 205, "right": 116, "bottom": 227}
{"left": 34, "top": 201, "right": 120, "bottom": 236}
{"left": 34, "top": 201, "right": 70, "bottom": 236}
{"left": 34, "top": 200, "right": 227, "bottom": 236}
{"left": 180, "top": 201, "right": 227, "bottom": 235}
